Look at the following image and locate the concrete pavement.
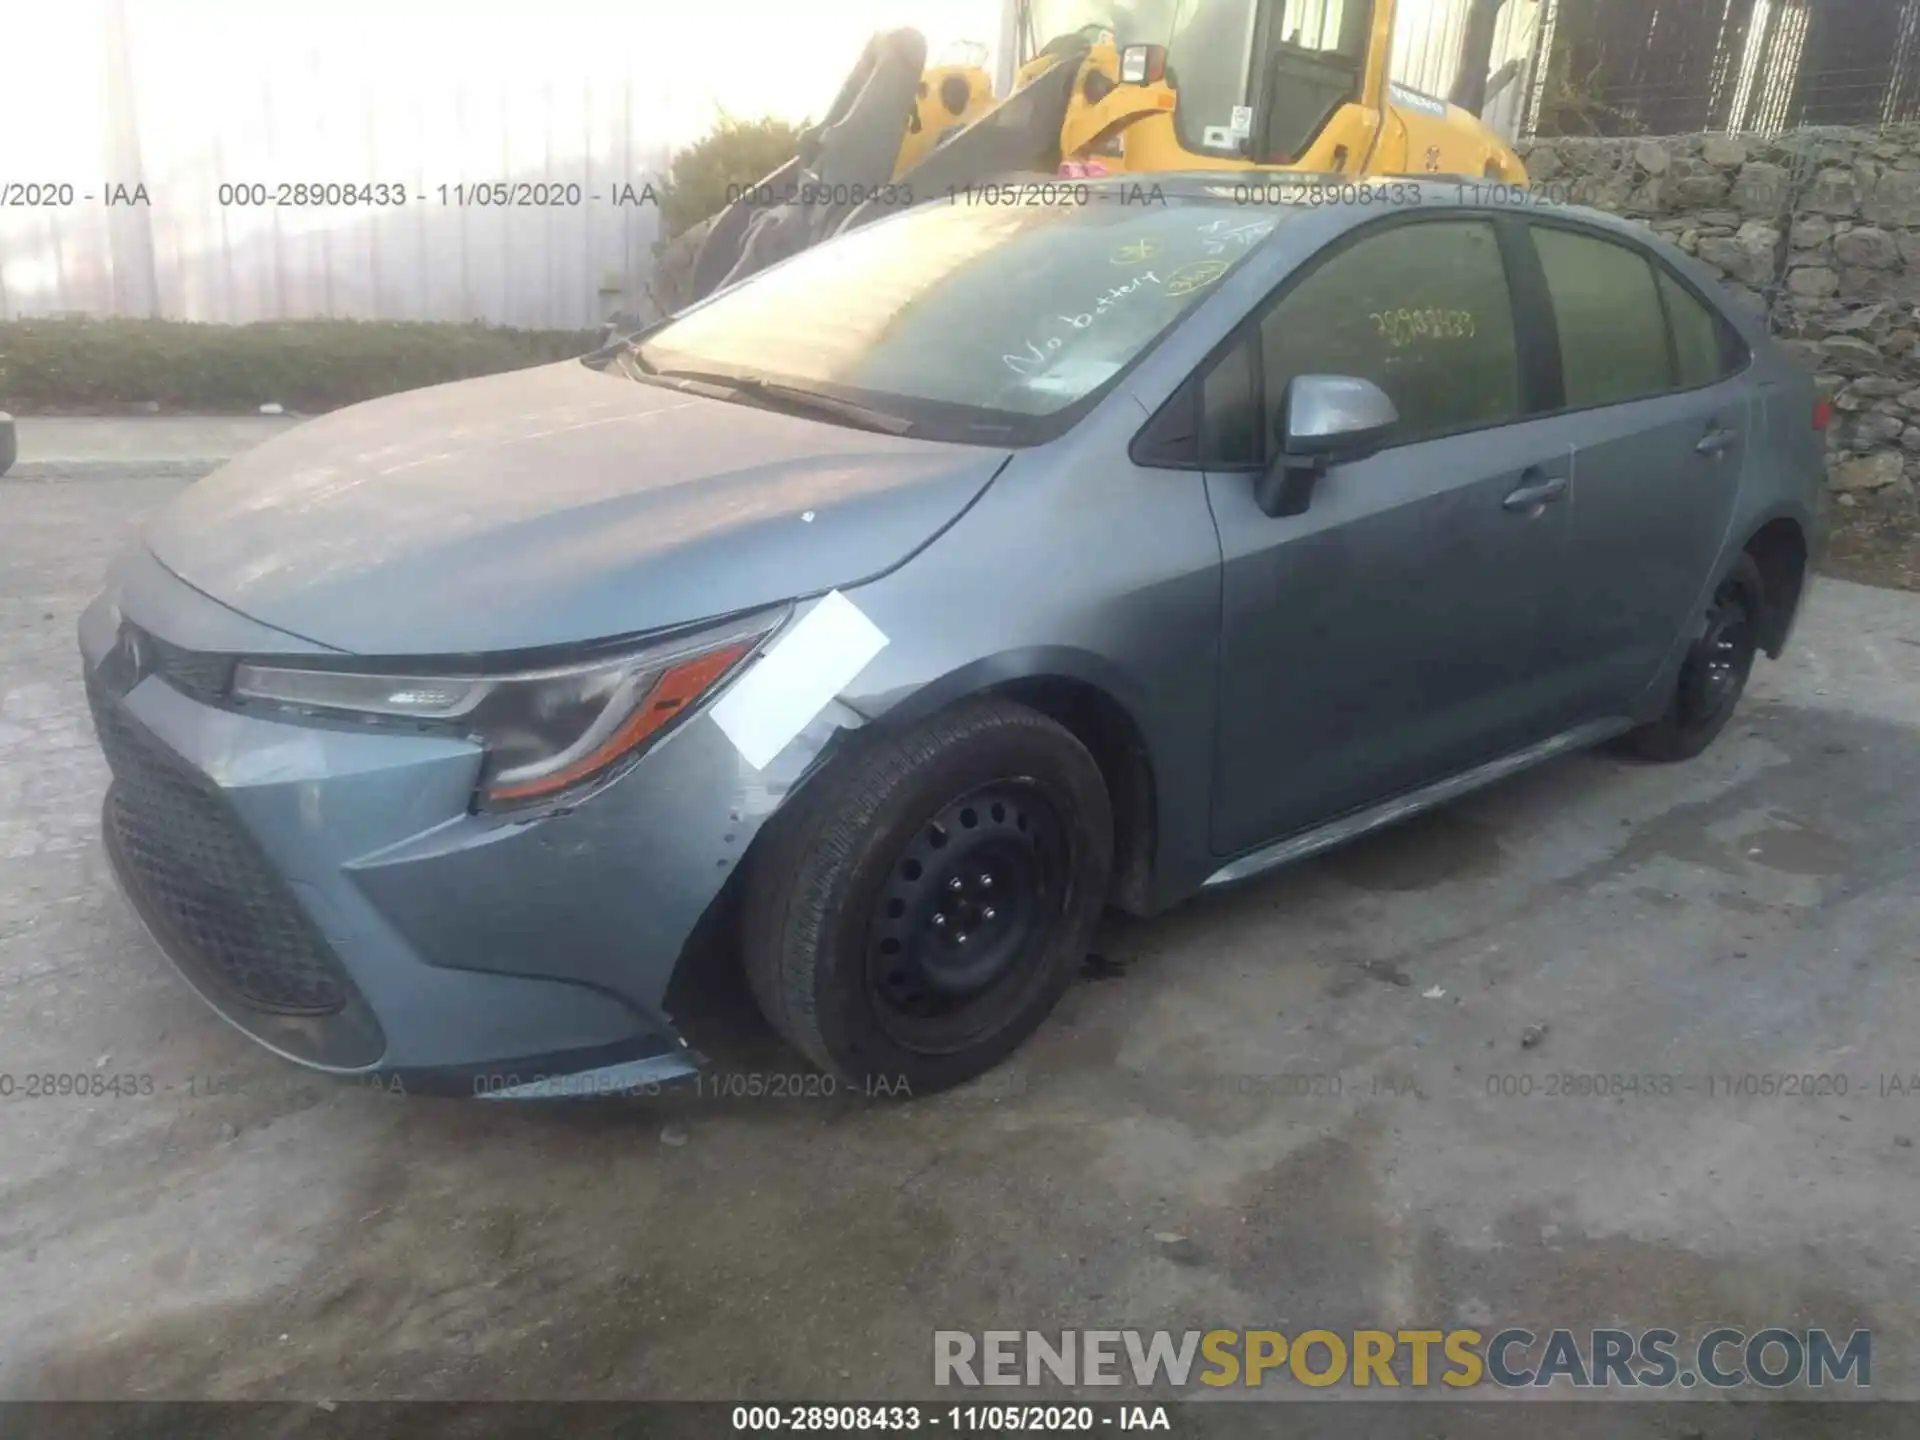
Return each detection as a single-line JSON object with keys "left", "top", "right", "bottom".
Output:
{"left": 3, "top": 471, "right": 1919, "bottom": 1418}
{"left": 3, "top": 415, "right": 299, "bottom": 480}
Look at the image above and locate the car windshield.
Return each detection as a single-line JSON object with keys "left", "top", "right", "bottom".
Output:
{"left": 630, "top": 194, "right": 1286, "bottom": 444}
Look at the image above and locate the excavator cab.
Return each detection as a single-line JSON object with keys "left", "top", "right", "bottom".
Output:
{"left": 1017, "top": 0, "right": 1374, "bottom": 165}
{"left": 1020, "top": 0, "right": 1523, "bottom": 177}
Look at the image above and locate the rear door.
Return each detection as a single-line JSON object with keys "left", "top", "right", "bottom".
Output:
{"left": 1197, "top": 215, "right": 1581, "bottom": 858}
{"left": 1520, "top": 221, "right": 1753, "bottom": 717}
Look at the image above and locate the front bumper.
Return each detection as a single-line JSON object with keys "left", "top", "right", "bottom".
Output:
{"left": 80, "top": 548, "right": 853, "bottom": 1097}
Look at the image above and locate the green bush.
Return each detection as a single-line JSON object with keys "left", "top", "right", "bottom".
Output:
{"left": 658, "top": 115, "right": 807, "bottom": 240}
{"left": 0, "top": 317, "right": 599, "bottom": 414}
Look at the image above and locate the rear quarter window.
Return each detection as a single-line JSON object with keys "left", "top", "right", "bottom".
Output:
{"left": 1659, "top": 269, "right": 1743, "bottom": 388}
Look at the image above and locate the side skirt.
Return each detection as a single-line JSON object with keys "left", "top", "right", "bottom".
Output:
{"left": 1201, "top": 718, "right": 1634, "bottom": 891}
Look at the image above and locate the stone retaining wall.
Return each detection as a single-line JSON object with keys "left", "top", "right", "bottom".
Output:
{"left": 1517, "top": 126, "right": 1920, "bottom": 499}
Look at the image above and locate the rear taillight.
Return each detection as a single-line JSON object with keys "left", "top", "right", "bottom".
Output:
{"left": 1813, "top": 397, "right": 1833, "bottom": 431}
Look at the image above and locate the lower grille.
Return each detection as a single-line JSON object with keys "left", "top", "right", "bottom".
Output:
{"left": 86, "top": 672, "right": 351, "bottom": 1016}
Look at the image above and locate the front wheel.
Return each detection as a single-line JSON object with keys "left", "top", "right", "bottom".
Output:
{"left": 1619, "top": 553, "right": 1765, "bottom": 763}
{"left": 741, "top": 698, "right": 1112, "bottom": 1093}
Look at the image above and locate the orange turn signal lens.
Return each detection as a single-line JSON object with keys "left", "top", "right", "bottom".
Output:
{"left": 483, "top": 639, "right": 755, "bottom": 804}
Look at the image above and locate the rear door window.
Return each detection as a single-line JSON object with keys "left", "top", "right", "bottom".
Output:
{"left": 1532, "top": 226, "right": 1675, "bottom": 409}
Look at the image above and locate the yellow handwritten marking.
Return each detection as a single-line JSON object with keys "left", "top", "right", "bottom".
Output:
{"left": 1111, "top": 238, "right": 1162, "bottom": 265}
{"left": 1164, "top": 259, "right": 1230, "bottom": 297}
{"left": 1369, "top": 307, "right": 1477, "bottom": 349}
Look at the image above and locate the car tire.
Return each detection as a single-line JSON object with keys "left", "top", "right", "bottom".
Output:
{"left": 1619, "top": 553, "right": 1765, "bottom": 763}
{"left": 741, "top": 697, "right": 1113, "bottom": 1094}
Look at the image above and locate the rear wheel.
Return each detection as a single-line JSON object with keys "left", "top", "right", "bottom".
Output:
{"left": 742, "top": 698, "right": 1112, "bottom": 1093}
{"left": 1620, "top": 554, "right": 1764, "bottom": 763}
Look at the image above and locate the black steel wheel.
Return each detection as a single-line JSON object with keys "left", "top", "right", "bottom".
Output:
{"left": 1621, "top": 553, "right": 1765, "bottom": 763}
{"left": 865, "top": 782, "right": 1070, "bottom": 1056}
{"left": 742, "top": 698, "right": 1112, "bottom": 1093}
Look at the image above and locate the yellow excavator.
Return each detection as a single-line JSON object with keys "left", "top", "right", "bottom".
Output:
{"left": 691, "top": 0, "right": 1529, "bottom": 300}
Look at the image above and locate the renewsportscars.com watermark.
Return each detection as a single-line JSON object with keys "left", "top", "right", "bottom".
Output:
{"left": 934, "top": 1328, "right": 1871, "bottom": 1391}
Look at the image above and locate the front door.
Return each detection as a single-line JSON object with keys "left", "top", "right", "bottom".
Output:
{"left": 1200, "top": 215, "right": 1578, "bottom": 858}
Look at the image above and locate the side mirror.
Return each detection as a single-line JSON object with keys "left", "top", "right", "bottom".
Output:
{"left": 1253, "top": 375, "right": 1399, "bottom": 518}
{"left": 1118, "top": 44, "right": 1167, "bottom": 85}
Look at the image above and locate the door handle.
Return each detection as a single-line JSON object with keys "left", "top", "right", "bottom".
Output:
{"left": 1695, "top": 427, "right": 1737, "bottom": 457}
{"left": 1502, "top": 473, "right": 1569, "bottom": 512}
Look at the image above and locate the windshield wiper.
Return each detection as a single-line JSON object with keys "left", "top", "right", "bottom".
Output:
{"left": 652, "top": 367, "right": 916, "bottom": 437}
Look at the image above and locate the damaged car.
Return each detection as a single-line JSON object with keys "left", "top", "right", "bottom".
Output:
{"left": 80, "top": 176, "right": 1824, "bottom": 1096}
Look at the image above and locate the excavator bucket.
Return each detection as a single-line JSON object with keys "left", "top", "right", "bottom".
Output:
{"left": 838, "top": 40, "right": 1087, "bottom": 235}
{"left": 688, "top": 30, "right": 1095, "bottom": 304}
{"left": 689, "top": 29, "right": 927, "bottom": 302}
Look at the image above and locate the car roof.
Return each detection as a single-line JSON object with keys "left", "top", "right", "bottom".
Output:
{"left": 1057, "top": 169, "right": 1618, "bottom": 225}
{"left": 1061, "top": 170, "right": 1722, "bottom": 296}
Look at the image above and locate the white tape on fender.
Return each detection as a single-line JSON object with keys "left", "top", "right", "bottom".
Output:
{"left": 710, "top": 591, "right": 889, "bottom": 770}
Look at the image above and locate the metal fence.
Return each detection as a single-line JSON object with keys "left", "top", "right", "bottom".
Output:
{"left": 1536, "top": 0, "right": 1920, "bottom": 137}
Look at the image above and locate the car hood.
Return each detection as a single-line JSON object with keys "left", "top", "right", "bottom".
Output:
{"left": 144, "top": 360, "right": 1009, "bottom": 655}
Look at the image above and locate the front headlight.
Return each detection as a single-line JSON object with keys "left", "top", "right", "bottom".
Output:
{"left": 232, "top": 609, "right": 783, "bottom": 809}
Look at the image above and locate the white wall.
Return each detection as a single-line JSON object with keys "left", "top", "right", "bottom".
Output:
{"left": 0, "top": 0, "right": 1529, "bottom": 327}
{"left": 0, "top": 0, "right": 1000, "bottom": 326}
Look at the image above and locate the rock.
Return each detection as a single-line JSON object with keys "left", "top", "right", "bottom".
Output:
{"left": 1734, "top": 161, "right": 1789, "bottom": 215}
{"left": 1901, "top": 426, "right": 1920, "bottom": 453}
{"left": 1805, "top": 167, "right": 1864, "bottom": 217}
{"left": 1790, "top": 214, "right": 1834, "bottom": 250}
{"left": 1872, "top": 399, "right": 1908, "bottom": 417}
{"left": 1702, "top": 134, "right": 1750, "bottom": 167}
{"left": 1788, "top": 265, "right": 1840, "bottom": 297}
{"left": 1834, "top": 387, "right": 1870, "bottom": 412}
{"left": 1697, "top": 209, "right": 1743, "bottom": 229}
{"left": 1526, "top": 144, "right": 1562, "bottom": 180}
{"left": 1827, "top": 301, "right": 1888, "bottom": 333}
{"left": 1817, "top": 335, "right": 1885, "bottom": 375}
{"left": 1852, "top": 413, "right": 1906, "bottom": 447}
{"left": 1899, "top": 388, "right": 1920, "bottom": 409}
{"left": 1698, "top": 222, "right": 1779, "bottom": 286}
{"left": 1832, "top": 451, "right": 1906, "bottom": 490}
{"left": 1635, "top": 140, "right": 1672, "bottom": 175}
{"left": 1833, "top": 225, "right": 1900, "bottom": 269}
{"left": 1625, "top": 180, "right": 1666, "bottom": 216}
{"left": 1520, "top": 1023, "right": 1549, "bottom": 1049}
{"left": 659, "top": 1122, "right": 689, "bottom": 1147}
{"left": 1838, "top": 492, "right": 1857, "bottom": 507}
{"left": 1900, "top": 232, "right": 1920, "bottom": 270}
{"left": 1865, "top": 169, "right": 1920, "bottom": 227}
{"left": 1674, "top": 171, "right": 1733, "bottom": 209}
{"left": 1832, "top": 451, "right": 1906, "bottom": 488}
{"left": 1849, "top": 376, "right": 1908, "bottom": 397}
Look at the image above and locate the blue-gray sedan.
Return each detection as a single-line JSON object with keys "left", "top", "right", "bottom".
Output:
{"left": 80, "top": 177, "right": 1827, "bottom": 1096}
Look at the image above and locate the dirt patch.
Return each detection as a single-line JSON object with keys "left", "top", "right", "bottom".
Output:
{"left": 1822, "top": 489, "right": 1920, "bottom": 593}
